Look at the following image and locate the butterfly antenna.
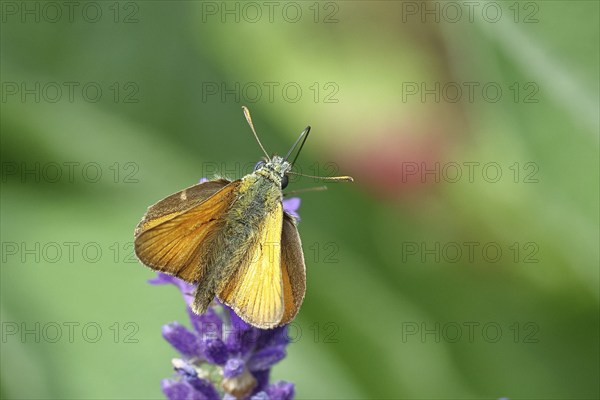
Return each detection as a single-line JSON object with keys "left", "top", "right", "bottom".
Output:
{"left": 287, "top": 171, "right": 354, "bottom": 182}
{"left": 285, "top": 126, "right": 311, "bottom": 164}
{"left": 242, "top": 106, "right": 270, "bottom": 161}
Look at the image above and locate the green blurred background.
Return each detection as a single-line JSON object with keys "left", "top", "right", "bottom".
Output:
{"left": 1, "top": 1, "right": 598, "bottom": 399}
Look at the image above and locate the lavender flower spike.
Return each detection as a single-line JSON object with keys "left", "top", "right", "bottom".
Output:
{"left": 152, "top": 187, "right": 300, "bottom": 399}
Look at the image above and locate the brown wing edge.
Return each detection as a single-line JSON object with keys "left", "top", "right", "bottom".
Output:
{"left": 278, "top": 212, "right": 306, "bottom": 326}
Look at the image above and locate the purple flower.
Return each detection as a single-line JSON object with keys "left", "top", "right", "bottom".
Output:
{"left": 282, "top": 198, "right": 301, "bottom": 221}
{"left": 266, "top": 382, "right": 295, "bottom": 400}
{"left": 151, "top": 186, "right": 299, "bottom": 399}
{"left": 152, "top": 275, "right": 295, "bottom": 399}
{"left": 161, "top": 359, "right": 220, "bottom": 400}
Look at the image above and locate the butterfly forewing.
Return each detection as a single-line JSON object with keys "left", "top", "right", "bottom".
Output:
{"left": 135, "top": 179, "right": 231, "bottom": 233}
{"left": 219, "top": 202, "right": 285, "bottom": 329}
{"left": 134, "top": 179, "right": 239, "bottom": 282}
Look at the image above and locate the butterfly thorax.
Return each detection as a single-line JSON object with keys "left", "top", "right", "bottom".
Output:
{"left": 233, "top": 172, "right": 282, "bottom": 222}
{"left": 228, "top": 155, "right": 291, "bottom": 222}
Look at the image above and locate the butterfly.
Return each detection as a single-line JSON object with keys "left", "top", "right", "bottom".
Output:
{"left": 134, "top": 107, "right": 353, "bottom": 328}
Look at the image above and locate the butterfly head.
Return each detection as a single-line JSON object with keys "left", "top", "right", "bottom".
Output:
{"left": 254, "top": 156, "right": 291, "bottom": 189}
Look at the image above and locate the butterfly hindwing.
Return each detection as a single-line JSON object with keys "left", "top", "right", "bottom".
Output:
{"left": 134, "top": 179, "right": 239, "bottom": 283}
{"left": 280, "top": 212, "right": 306, "bottom": 325}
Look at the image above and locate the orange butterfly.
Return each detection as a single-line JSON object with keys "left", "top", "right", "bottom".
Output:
{"left": 134, "top": 107, "right": 352, "bottom": 328}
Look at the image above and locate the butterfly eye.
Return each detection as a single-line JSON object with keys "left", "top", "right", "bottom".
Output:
{"left": 254, "top": 160, "right": 266, "bottom": 171}
{"left": 281, "top": 174, "right": 289, "bottom": 190}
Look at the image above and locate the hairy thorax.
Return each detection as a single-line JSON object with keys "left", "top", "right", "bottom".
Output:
{"left": 230, "top": 172, "right": 282, "bottom": 228}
